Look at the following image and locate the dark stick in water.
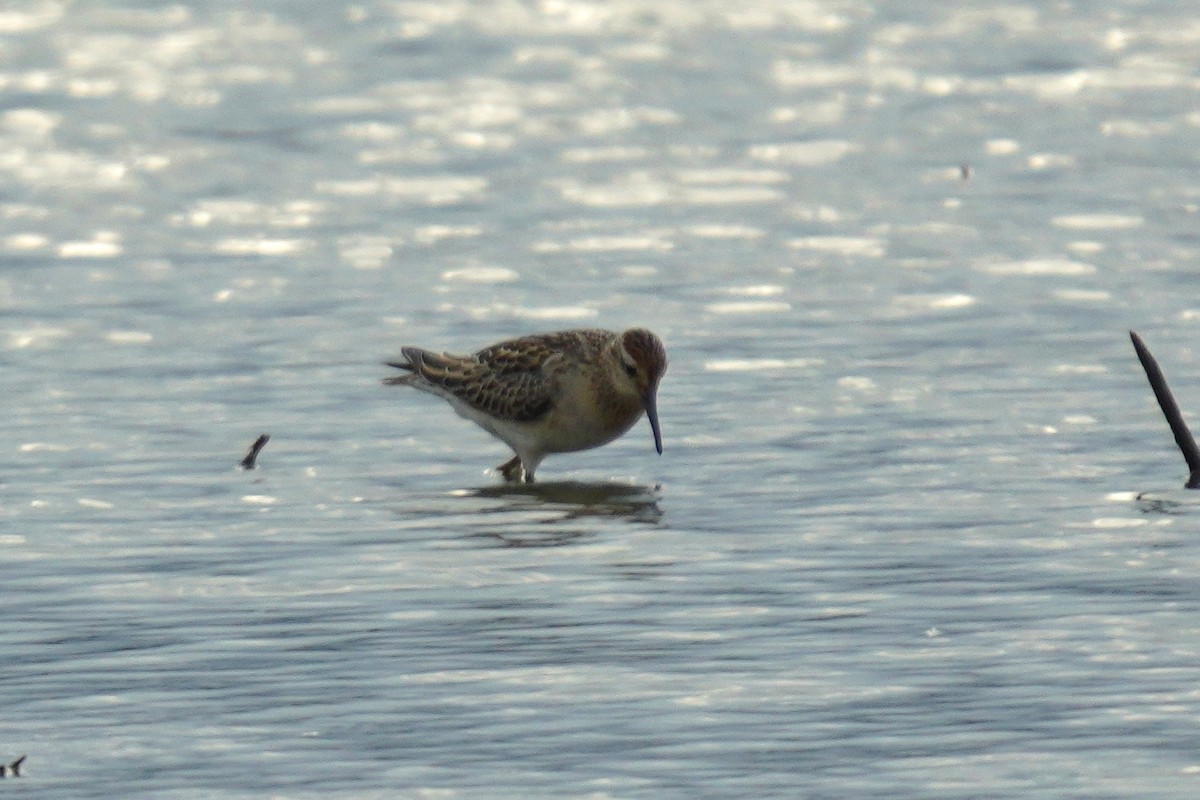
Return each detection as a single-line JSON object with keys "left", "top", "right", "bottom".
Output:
{"left": 239, "top": 434, "right": 270, "bottom": 470}
{"left": 1130, "top": 330, "right": 1200, "bottom": 488}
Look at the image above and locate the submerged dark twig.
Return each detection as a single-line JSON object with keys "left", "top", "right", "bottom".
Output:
{"left": 1130, "top": 330, "right": 1200, "bottom": 488}
{"left": 239, "top": 434, "right": 270, "bottom": 470}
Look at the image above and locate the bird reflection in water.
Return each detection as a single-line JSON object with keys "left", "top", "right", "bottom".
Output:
{"left": 458, "top": 481, "right": 663, "bottom": 547}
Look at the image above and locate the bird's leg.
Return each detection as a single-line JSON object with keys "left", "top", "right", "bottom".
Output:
{"left": 497, "top": 455, "right": 525, "bottom": 482}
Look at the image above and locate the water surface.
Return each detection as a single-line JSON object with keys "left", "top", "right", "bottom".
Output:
{"left": 5, "top": 1, "right": 1200, "bottom": 797}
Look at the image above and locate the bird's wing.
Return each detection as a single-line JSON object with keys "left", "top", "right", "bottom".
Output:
{"left": 388, "top": 336, "right": 564, "bottom": 422}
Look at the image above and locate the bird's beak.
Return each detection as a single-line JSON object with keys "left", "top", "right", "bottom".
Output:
{"left": 643, "top": 389, "right": 663, "bottom": 455}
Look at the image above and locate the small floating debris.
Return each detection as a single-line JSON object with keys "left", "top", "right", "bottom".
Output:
{"left": 1130, "top": 330, "right": 1200, "bottom": 488}
{"left": 960, "top": 163, "right": 972, "bottom": 180}
{"left": 239, "top": 434, "right": 270, "bottom": 470}
{"left": 0, "top": 754, "right": 26, "bottom": 777}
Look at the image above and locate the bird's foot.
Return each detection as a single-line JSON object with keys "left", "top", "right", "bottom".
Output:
{"left": 497, "top": 456, "right": 526, "bottom": 483}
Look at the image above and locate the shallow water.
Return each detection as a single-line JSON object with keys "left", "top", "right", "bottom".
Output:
{"left": 6, "top": 1, "right": 1200, "bottom": 797}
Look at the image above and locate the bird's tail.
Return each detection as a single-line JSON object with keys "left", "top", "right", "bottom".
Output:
{"left": 382, "top": 348, "right": 418, "bottom": 386}
{"left": 382, "top": 347, "right": 458, "bottom": 386}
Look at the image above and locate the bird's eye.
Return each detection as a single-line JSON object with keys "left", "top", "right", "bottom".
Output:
{"left": 623, "top": 362, "right": 638, "bottom": 378}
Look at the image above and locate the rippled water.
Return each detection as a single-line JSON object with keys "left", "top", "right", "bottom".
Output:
{"left": 7, "top": 1, "right": 1200, "bottom": 797}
